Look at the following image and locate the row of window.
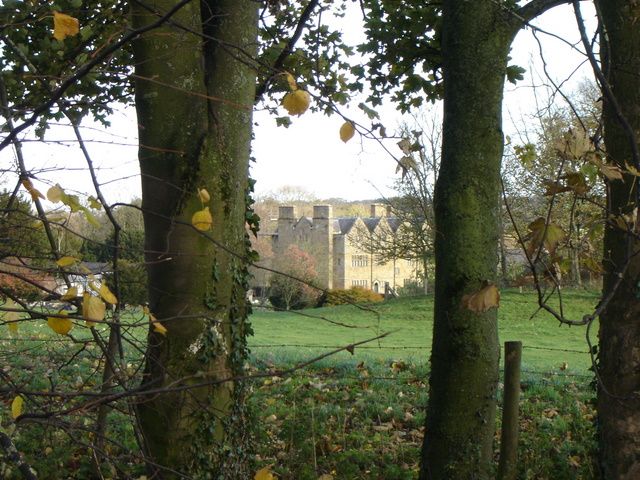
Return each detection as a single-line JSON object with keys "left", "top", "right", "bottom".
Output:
{"left": 352, "top": 280, "right": 368, "bottom": 287}
{"left": 352, "top": 254, "right": 368, "bottom": 267}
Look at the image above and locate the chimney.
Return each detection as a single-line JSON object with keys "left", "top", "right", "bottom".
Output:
{"left": 370, "top": 203, "right": 387, "bottom": 218}
{"left": 312, "top": 205, "right": 333, "bottom": 289}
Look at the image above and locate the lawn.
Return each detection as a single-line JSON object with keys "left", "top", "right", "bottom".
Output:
{"left": 0, "top": 290, "right": 600, "bottom": 479}
{"left": 249, "top": 288, "right": 600, "bottom": 373}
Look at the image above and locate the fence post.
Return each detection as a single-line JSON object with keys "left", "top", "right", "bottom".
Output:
{"left": 497, "top": 340, "right": 522, "bottom": 480}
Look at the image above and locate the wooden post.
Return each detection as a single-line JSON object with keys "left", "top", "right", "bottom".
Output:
{"left": 497, "top": 341, "right": 522, "bottom": 480}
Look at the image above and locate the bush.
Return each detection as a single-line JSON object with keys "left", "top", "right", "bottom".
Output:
{"left": 318, "top": 286, "right": 384, "bottom": 307}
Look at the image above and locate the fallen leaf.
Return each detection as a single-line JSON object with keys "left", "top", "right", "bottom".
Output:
{"left": 53, "top": 11, "right": 80, "bottom": 41}
{"left": 11, "top": 395, "right": 24, "bottom": 419}
{"left": 254, "top": 466, "right": 275, "bottom": 480}
{"left": 461, "top": 284, "right": 500, "bottom": 313}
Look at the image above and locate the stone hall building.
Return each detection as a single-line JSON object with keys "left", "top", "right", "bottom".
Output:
{"left": 250, "top": 204, "right": 418, "bottom": 295}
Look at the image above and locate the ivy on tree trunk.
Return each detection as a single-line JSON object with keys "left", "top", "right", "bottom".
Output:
{"left": 131, "top": 0, "right": 258, "bottom": 477}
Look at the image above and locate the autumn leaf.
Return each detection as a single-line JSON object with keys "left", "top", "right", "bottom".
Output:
{"left": 47, "top": 184, "right": 65, "bottom": 203}
{"left": 339, "top": 121, "right": 356, "bottom": 143}
{"left": 21, "top": 178, "right": 44, "bottom": 201}
{"left": 254, "top": 466, "right": 275, "bottom": 480}
{"left": 461, "top": 284, "right": 500, "bottom": 313}
{"left": 397, "top": 138, "right": 412, "bottom": 155}
{"left": 564, "top": 172, "right": 589, "bottom": 195}
{"left": 599, "top": 163, "right": 624, "bottom": 181}
{"left": 11, "top": 395, "right": 24, "bottom": 419}
{"left": 192, "top": 207, "right": 213, "bottom": 231}
{"left": 60, "top": 287, "right": 78, "bottom": 301}
{"left": 526, "top": 217, "right": 565, "bottom": 256}
{"left": 282, "top": 90, "right": 311, "bottom": 116}
{"left": 47, "top": 311, "right": 73, "bottom": 335}
{"left": 83, "top": 208, "right": 100, "bottom": 228}
{"left": 53, "top": 11, "right": 80, "bottom": 41}
{"left": 82, "top": 292, "right": 106, "bottom": 327}
{"left": 99, "top": 284, "right": 118, "bottom": 305}
{"left": 284, "top": 71, "right": 298, "bottom": 91}
{"left": 150, "top": 313, "right": 167, "bottom": 336}
{"left": 5, "top": 298, "right": 19, "bottom": 334}
{"left": 88, "top": 196, "right": 102, "bottom": 210}
{"left": 56, "top": 256, "right": 78, "bottom": 268}
{"left": 198, "top": 188, "right": 210, "bottom": 203}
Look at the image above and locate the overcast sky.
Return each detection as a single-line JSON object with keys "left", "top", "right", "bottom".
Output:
{"left": 1, "top": 3, "right": 596, "bottom": 205}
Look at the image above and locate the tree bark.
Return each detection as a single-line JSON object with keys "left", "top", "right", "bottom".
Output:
{"left": 596, "top": 1, "right": 640, "bottom": 478}
{"left": 131, "top": 0, "right": 258, "bottom": 477}
{"left": 420, "top": 3, "right": 515, "bottom": 477}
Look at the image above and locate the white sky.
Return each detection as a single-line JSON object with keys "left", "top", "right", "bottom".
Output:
{"left": 1, "top": 3, "right": 596, "bottom": 205}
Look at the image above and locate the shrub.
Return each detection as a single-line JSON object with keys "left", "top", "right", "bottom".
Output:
{"left": 106, "top": 260, "right": 147, "bottom": 306}
{"left": 318, "top": 286, "right": 384, "bottom": 306}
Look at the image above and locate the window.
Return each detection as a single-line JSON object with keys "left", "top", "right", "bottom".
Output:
{"left": 351, "top": 254, "right": 369, "bottom": 267}
{"left": 352, "top": 280, "right": 368, "bottom": 288}
{"left": 395, "top": 267, "right": 400, "bottom": 274}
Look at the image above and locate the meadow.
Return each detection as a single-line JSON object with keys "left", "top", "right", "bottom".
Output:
{"left": 0, "top": 289, "right": 600, "bottom": 479}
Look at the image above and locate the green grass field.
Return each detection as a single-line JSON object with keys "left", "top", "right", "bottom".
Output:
{"left": 249, "top": 289, "right": 600, "bottom": 373}
{"left": 0, "top": 290, "right": 600, "bottom": 479}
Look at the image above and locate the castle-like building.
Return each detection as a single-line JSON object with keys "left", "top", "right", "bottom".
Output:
{"left": 251, "top": 204, "right": 417, "bottom": 294}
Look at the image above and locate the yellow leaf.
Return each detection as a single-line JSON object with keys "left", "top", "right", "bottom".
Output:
{"left": 99, "top": 284, "right": 118, "bottom": 305}
{"left": 47, "top": 311, "right": 73, "bottom": 335}
{"left": 5, "top": 298, "right": 19, "bottom": 334}
{"left": 82, "top": 292, "right": 105, "bottom": 326}
{"left": 11, "top": 395, "right": 24, "bottom": 419}
{"left": 254, "top": 466, "right": 275, "bottom": 480}
{"left": 284, "top": 71, "right": 298, "bottom": 91}
{"left": 282, "top": 90, "right": 311, "bottom": 116}
{"left": 88, "top": 196, "right": 101, "bottom": 210}
{"left": 526, "top": 218, "right": 565, "bottom": 256}
{"left": 83, "top": 208, "right": 100, "bottom": 228}
{"left": 53, "top": 11, "right": 80, "bottom": 41}
{"left": 461, "top": 284, "right": 500, "bottom": 313}
{"left": 56, "top": 256, "right": 78, "bottom": 268}
{"left": 47, "top": 184, "right": 65, "bottom": 203}
{"left": 21, "top": 179, "right": 44, "bottom": 201}
{"left": 149, "top": 313, "right": 167, "bottom": 336}
{"left": 192, "top": 207, "right": 213, "bottom": 231}
{"left": 318, "top": 475, "right": 334, "bottom": 480}
{"left": 63, "top": 194, "right": 82, "bottom": 212}
{"left": 339, "top": 121, "right": 356, "bottom": 143}
{"left": 198, "top": 188, "right": 210, "bottom": 203}
{"left": 60, "top": 286, "right": 78, "bottom": 301}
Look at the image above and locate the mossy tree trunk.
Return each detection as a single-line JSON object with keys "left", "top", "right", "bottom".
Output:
{"left": 131, "top": 0, "right": 258, "bottom": 477}
{"left": 596, "top": 1, "right": 640, "bottom": 477}
{"left": 420, "top": 1, "right": 567, "bottom": 478}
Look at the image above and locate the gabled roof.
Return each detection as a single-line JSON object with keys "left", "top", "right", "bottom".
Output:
{"left": 337, "top": 217, "right": 357, "bottom": 234}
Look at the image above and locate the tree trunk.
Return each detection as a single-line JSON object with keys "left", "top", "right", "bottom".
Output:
{"left": 131, "top": 1, "right": 258, "bottom": 477}
{"left": 420, "top": 3, "right": 515, "bottom": 478}
{"left": 596, "top": 2, "right": 640, "bottom": 478}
